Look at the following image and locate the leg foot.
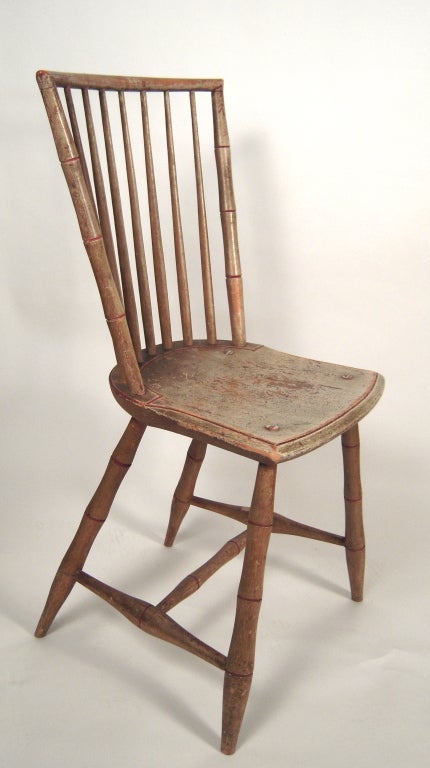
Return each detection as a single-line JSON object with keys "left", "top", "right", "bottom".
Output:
{"left": 221, "top": 673, "right": 253, "bottom": 754}
{"left": 35, "top": 571, "right": 76, "bottom": 637}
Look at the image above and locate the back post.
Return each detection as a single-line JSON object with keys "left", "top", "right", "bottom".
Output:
{"left": 36, "top": 71, "right": 144, "bottom": 396}
{"left": 212, "top": 88, "right": 246, "bottom": 347}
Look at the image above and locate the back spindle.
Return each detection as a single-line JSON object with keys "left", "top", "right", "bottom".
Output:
{"left": 141, "top": 91, "right": 173, "bottom": 350}
{"left": 99, "top": 90, "right": 142, "bottom": 362}
{"left": 64, "top": 87, "right": 97, "bottom": 215}
{"left": 164, "top": 92, "right": 193, "bottom": 346}
{"left": 119, "top": 91, "right": 156, "bottom": 356}
{"left": 190, "top": 91, "right": 217, "bottom": 344}
{"left": 81, "top": 88, "right": 122, "bottom": 295}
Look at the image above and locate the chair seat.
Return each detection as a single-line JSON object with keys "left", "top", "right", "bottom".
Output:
{"left": 110, "top": 342, "right": 384, "bottom": 463}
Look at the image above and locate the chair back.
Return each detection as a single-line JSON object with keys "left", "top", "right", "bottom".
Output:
{"left": 37, "top": 71, "right": 246, "bottom": 394}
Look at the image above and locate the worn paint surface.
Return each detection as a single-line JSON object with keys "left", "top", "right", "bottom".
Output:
{"left": 110, "top": 342, "right": 384, "bottom": 463}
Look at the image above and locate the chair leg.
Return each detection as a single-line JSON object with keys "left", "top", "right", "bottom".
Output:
{"left": 221, "top": 463, "right": 276, "bottom": 754}
{"left": 35, "top": 418, "right": 146, "bottom": 638}
{"left": 164, "top": 439, "right": 207, "bottom": 547}
{"left": 342, "top": 424, "right": 365, "bottom": 602}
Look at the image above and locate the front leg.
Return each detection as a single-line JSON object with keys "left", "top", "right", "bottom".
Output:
{"left": 342, "top": 424, "right": 365, "bottom": 602}
{"left": 35, "top": 418, "right": 146, "bottom": 637}
{"left": 221, "top": 462, "right": 276, "bottom": 754}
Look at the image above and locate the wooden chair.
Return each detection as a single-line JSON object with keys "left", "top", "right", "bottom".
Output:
{"left": 35, "top": 70, "right": 384, "bottom": 754}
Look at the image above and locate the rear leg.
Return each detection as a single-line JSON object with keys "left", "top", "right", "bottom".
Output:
{"left": 164, "top": 439, "right": 207, "bottom": 547}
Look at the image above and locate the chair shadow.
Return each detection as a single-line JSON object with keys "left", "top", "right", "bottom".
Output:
{"left": 242, "top": 598, "right": 358, "bottom": 743}
{"left": 53, "top": 609, "right": 220, "bottom": 749}
{"left": 269, "top": 550, "right": 350, "bottom": 600}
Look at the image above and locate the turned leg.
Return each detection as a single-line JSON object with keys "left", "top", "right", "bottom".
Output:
{"left": 221, "top": 463, "right": 276, "bottom": 754}
{"left": 35, "top": 418, "right": 146, "bottom": 637}
{"left": 342, "top": 424, "right": 365, "bottom": 602}
{"left": 164, "top": 439, "right": 207, "bottom": 547}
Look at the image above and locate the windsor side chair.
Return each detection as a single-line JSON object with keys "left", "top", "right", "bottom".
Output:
{"left": 35, "top": 70, "right": 384, "bottom": 754}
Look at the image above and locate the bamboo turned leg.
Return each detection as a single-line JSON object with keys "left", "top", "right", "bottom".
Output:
{"left": 164, "top": 439, "right": 207, "bottom": 547}
{"left": 221, "top": 463, "right": 276, "bottom": 755}
{"left": 35, "top": 418, "right": 146, "bottom": 638}
{"left": 342, "top": 424, "right": 365, "bottom": 602}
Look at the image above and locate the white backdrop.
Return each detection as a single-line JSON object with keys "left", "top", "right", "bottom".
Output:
{"left": 1, "top": 2, "right": 429, "bottom": 766}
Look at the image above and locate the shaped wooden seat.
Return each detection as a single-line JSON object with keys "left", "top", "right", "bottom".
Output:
{"left": 110, "top": 341, "right": 383, "bottom": 463}
{"left": 35, "top": 70, "right": 384, "bottom": 754}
